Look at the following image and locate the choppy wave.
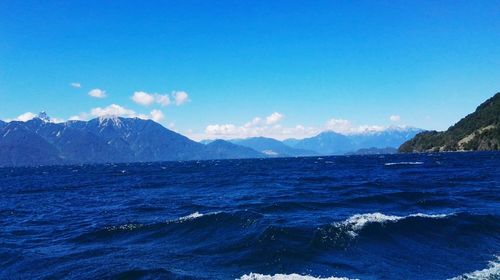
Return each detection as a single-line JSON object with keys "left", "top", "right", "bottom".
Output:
{"left": 3, "top": 152, "right": 500, "bottom": 279}
{"left": 448, "top": 256, "right": 500, "bottom": 280}
{"left": 335, "top": 212, "right": 452, "bottom": 237}
{"left": 103, "top": 211, "right": 212, "bottom": 232}
{"left": 74, "top": 210, "right": 261, "bottom": 243}
{"left": 238, "top": 273, "right": 357, "bottom": 280}
{"left": 384, "top": 161, "right": 424, "bottom": 166}
{"left": 178, "top": 211, "right": 206, "bottom": 222}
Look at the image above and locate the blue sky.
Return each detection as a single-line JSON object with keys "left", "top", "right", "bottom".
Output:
{"left": 0, "top": 1, "right": 499, "bottom": 140}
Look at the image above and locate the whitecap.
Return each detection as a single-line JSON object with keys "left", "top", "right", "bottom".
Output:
{"left": 237, "top": 273, "right": 357, "bottom": 280}
{"left": 448, "top": 256, "right": 500, "bottom": 280}
{"left": 176, "top": 211, "right": 221, "bottom": 222}
{"left": 178, "top": 211, "right": 204, "bottom": 222}
{"left": 336, "top": 212, "right": 451, "bottom": 237}
{"left": 384, "top": 161, "right": 424, "bottom": 166}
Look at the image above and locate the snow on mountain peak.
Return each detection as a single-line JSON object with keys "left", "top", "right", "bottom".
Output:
{"left": 98, "top": 115, "right": 123, "bottom": 127}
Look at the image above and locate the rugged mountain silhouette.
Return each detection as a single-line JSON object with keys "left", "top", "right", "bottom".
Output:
{"left": 0, "top": 116, "right": 264, "bottom": 166}
{"left": 0, "top": 112, "right": 426, "bottom": 167}
{"left": 400, "top": 92, "right": 500, "bottom": 152}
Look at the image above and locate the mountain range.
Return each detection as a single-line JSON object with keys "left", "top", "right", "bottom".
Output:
{"left": 2, "top": 93, "right": 498, "bottom": 167}
{"left": 1, "top": 116, "right": 276, "bottom": 166}
{"left": 202, "top": 127, "right": 420, "bottom": 158}
{"left": 283, "top": 127, "right": 422, "bottom": 155}
{"left": 400, "top": 92, "right": 500, "bottom": 152}
{"left": 0, "top": 113, "right": 422, "bottom": 167}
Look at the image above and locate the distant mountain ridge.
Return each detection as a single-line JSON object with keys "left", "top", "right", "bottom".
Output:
{"left": 0, "top": 116, "right": 265, "bottom": 167}
{"left": 284, "top": 127, "right": 422, "bottom": 155}
{"left": 400, "top": 92, "right": 500, "bottom": 152}
{"left": 205, "top": 140, "right": 265, "bottom": 159}
{"left": 201, "top": 127, "right": 421, "bottom": 157}
{"left": 1, "top": 113, "right": 425, "bottom": 167}
{"left": 229, "top": 137, "right": 316, "bottom": 157}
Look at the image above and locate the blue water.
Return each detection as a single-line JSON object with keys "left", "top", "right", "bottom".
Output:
{"left": 1, "top": 152, "right": 499, "bottom": 280}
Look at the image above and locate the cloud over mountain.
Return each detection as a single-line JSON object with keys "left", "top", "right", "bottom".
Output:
{"left": 69, "top": 104, "right": 165, "bottom": 125}
{"left": 15, "top": 112, "right": 37, "bottom": 122}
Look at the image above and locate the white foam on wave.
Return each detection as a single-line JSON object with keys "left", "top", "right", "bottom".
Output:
{"left": 448, "top": 256, "right": 500, "bottom": 280}
{"left": 178, "top": 211, "right": 204, "bottom": 222}
{"left": 238, "top": 273, "right": 357, "bottom": 280}
{"left": 177, "top": 211, "right": 221, "bottom": 222}
{"left": 384, "top": 161, "right": 424, "bottom": 166}
{"left": 337, "top": 212, "right": 451, "bottom": 237}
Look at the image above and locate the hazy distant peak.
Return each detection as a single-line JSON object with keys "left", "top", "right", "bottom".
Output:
{"left": 345, "top": 126, "right": 423, "bottom": 136}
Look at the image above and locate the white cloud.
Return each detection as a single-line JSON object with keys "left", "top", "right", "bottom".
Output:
{"left": 155, "top": 94, "right": 171, "bottom": 106}
{"left": 69, "top": 115, "right": 86, "bottom": 121}
{"left": 90, "top": 104, "right": 136, "bottom": 117}
{"left": 325, "top": 118, "right": 352, "bottom": 133}
{"left": 6, "top": 112, "right": 65, "bottom": 123}
{"left": 205, "top": 124, "right": 238, "bottom": 135}
{"left": 266, "top": 112, "right": 283, "bottom": 125}
{"left": 195, "top": 113, "right": 408, "bottom": 141}
{"left": 5, "top": 105, "right": 170, "bottom": 126}
{"left": 88, "top": 88, "right": 106, "bottom": 98}
{"left": 132, "top": 92, "right": 172, "bottom": 107}
{"left": 200, "top": 122, "right": 319, "bottom": 141}
{"left": 390, "top": 115, "right": 401, "bottom": 122}
{"left": 70, "top": 104, "right": 167, "bottom": 125}
{"left": 132, "top": 91, "right": 155, "bottom": 106}
{"left": 356, "top": 125, "right": 385, "bottom": 133}
{"left": 16, "top": 112, "right": 37, "bottom": 122}
{"left": 244, "top": 117, "right": 264, "bottom": 128}
{"left": 325, "top": 118, "right": 386, "bottom": 134}
{"left": 198, "top": 112, "right": 318, "bottom": 141}
{"left": 70, "top": 82, "right": 81, "bottom": 88}
{"left": 172, "top": 91, "right": 189, "bottom": 105}
{"left": 150, "top": 109, "right": 165, "bottom": 122}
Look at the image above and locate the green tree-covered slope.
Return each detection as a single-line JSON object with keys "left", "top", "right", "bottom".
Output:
{"left": 399, "top": 92, "right": 500, "bottom": 153}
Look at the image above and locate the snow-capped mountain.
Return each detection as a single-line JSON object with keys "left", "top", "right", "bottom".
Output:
{"left": 0, "top": 114, "right": 265, "bottom": 166}
{"left": 0, "top": 113, "right": 424, "bottom": 167}
{"left": 284, "top": 127, "right": 423, "bottom": 155}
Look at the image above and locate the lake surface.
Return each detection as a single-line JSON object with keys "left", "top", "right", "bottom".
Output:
{"left": 1, "top": 152, "right": 499, "bottom": 280}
